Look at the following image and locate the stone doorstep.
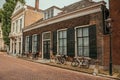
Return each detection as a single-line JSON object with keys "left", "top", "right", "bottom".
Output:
{"left": 20, "top": 57, "right": 119, "bottom": 80}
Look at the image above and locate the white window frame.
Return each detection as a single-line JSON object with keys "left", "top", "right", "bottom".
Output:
{"left": 75, "top": 24, "right": 91, "bottom": 57}
{"left": 42, "top": 31, "right": 51, "bottom": 59}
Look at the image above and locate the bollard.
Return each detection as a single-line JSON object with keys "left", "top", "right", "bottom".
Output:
{"left": 93, "top": 60, "right": 99, "bottom": 76}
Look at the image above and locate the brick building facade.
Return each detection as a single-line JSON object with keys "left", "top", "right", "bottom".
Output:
{"left": 109, "top": 0, "right": 120, "bottom": 70}
{"left": 23, "top": 0, "right": 108, "bottom": 66}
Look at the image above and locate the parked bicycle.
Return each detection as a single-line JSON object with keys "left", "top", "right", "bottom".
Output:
{"left": 55, "top": 55, "right": 67, "bottom": 64}
{"left": 71, "top": 57, "right": 91, "bottom": 68}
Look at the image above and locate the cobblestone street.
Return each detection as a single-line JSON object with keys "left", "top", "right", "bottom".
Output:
{"left": 0, "top": 52, "right": 114, "bottom": 80}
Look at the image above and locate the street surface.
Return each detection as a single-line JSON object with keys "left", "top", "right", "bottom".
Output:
{"left": 0, "top": 52, "right": 114, "bottom": 80}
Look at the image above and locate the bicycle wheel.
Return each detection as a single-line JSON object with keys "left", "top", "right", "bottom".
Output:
{"left": 83, "top": 60, "right": 90, "bottom": 69}
{"left": 71, "top": 60, "right": 79, "bottom": 67}
{"left": 55, "top": 57, "right": 59, "bottom": 64}
{"left": 61, "top": 58, "right": 65, "bottom": 64}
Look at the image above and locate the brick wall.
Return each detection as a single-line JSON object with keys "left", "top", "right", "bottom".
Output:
{"left": 110, "top": 0, "right": 120, "bottom": 65}
{"left": 23, "top": 12, "right": 106, "bottom": 65}
{"left": 103, "top": 35, "right": 110, "bottom": 67}
{"left": 24, "top": 9, "right": 43, "bottom": 27}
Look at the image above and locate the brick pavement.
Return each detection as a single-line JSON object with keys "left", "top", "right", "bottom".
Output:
{"left": 0, "top": 52, "right": 114, "bottom": 80}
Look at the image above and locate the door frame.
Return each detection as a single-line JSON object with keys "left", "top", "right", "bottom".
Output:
{"left": 42, "top": 31, "right": 51, "bottom": 59}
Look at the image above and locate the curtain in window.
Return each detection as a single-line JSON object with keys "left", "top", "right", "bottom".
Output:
{"left": 32, "top": 35, "right": 37, "bottom": 53}
{"left": 58, "top": 30, "right": 67, "bottom": 55}
{"left": 25, "top": 36, "right": 29, "bottom": 52}
{"left": 76, "top": 27, "right": 89, "bottom": 57}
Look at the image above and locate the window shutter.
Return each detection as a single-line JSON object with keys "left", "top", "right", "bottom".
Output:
{"left": 22, "top": 37, "right": 25, "bottom": 54}
{"left": 67, "top": 28, "right": 75, "bottom": 57}
{"left": 53, "top": 31, "right": 57, "bottom": 55}
{"left": 89, "top": 25, "right": 97, "bottom": 59}
{"left": 37, "top": 34, "right": 40, "bottom": 52}
{"left": 29, "top": 35, "right": 32, "bottom": 53}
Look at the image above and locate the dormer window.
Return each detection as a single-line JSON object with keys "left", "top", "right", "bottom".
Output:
{"left": 44, "top": 6, "right": 62, "bottom": 20}
{"left": 44, "top": 9, "right": 54, "bottom": 19}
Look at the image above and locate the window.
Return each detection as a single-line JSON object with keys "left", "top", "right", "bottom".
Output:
{"left": 44, "top": 9, "right": 54, "bottom": 19}
{"left": 43, "top": 33, "right": 50, "bottom": 40}
{"left": 50, "top": 9, "right": 54, "bottom": 17}
{"left": 16, "top": 20, "right": 18, "bottom": 32}
{"left": 32, "top": 35, "right": 37, "bottom": 53}
{"left": 20, "top": 18, "right": 22, "bottom": 32}
{"left": 58, "top": 30, "right": 67, "bottom": 55}
{"left": 76, "top": 27, "right": 89, "bottom": 57}
{"left": 0, "top": 31, "right": 1, "bottom": 37}
{"left": 25, "top": 36, "right": 29, "bottom": 52}
{"left": 13, "top": 23, "right": 15, "bottom": 32}
{"left": 48, "top": 10, "right": 50, "bottom": 19}
{"left": 44, "top": 12, "right": 47, "bottom": 19}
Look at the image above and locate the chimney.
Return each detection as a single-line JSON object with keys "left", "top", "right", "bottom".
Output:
{"left": 35, "top": 0, "right": 39, "bottom": 10}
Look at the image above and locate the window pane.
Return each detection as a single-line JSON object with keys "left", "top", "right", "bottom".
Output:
{"left": 63, "top": 39, "right": 67, "bottom": 46}
{"left": 64, "top": 47, "right": 67, "bottom": 55}
{"left": 83, "top": 37, "right": 89, "bottom": 46}
{"left": 78, "top": 47, "right": 83, "bottom": 56}
{"left": 59, "top": 39, "right": 62, "bottom": 46}
{"left": 63, "top": 31, "right": 67, "bottom": 38}
{"left": 59, "top": 31, "right": 62, "bottom": 38}
{"left": 84, "top": 47, "right": 89, "bottom": 56}
{"left": 83, "top": 28, "right": 88, "bottom": 36}
{"left": 35, "top": 35, "right": 37, "bottom": 41}
{"left": 78, "top": 38, "right": 82, "bottom": 46}
{"left": 59, "top": 47, "right": 62, "bottom": 55}
{"left": 44, "top": 33, "right": 50, "bottom": 40}
{"left": 77, "top": 28, "right": 82, "bottom": 37}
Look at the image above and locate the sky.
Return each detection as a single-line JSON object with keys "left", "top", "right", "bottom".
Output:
{"left": 0, "top": 0, "right": 109, "bottom": 10}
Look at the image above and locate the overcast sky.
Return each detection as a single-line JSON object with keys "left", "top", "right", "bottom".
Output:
{"left": 0, "top": 0, "right": 109, "bottom": 9}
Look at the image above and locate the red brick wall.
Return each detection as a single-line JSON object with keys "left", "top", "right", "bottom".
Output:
{"left": 110, "top": 0, "right": 120, "bottom": 65}
{"left": 103, "top": 35, "right": 110, "bottom": 66}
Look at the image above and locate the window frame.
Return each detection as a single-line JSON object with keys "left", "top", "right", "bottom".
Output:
{"left": 57, "top": 28, "right": 67, "bottom": 55}
{"left": 75, "top": 25, "right": 90, "bottom": 57}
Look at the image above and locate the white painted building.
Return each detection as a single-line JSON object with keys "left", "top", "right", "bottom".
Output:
{"left": 9, "top": 0, "right": 43, "bottom": 56}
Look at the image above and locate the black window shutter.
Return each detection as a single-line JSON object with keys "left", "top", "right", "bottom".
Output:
{"left": 53, "top": 31, "right": 57, "bottom": 55}
{"left": 29, "top": 35, "right": 32, "bottom": 53}
{"left": 89, "top": 25, "right": 97, "bottom": 59}
{"left": 67, "top": 28, "right": 75, "bottom": 57}
{"left": 22, "top": 37, "right": 25, "bottom": 53}
{"left": 37, "top": 34, "right": 40, "bottom": 52}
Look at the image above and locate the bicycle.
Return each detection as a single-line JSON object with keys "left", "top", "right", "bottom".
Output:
{"left": 55, "top": 55, "right": 67, "bottom": 64}
{"left": 71, "top": 57, "right": 91, "bottom": 68}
